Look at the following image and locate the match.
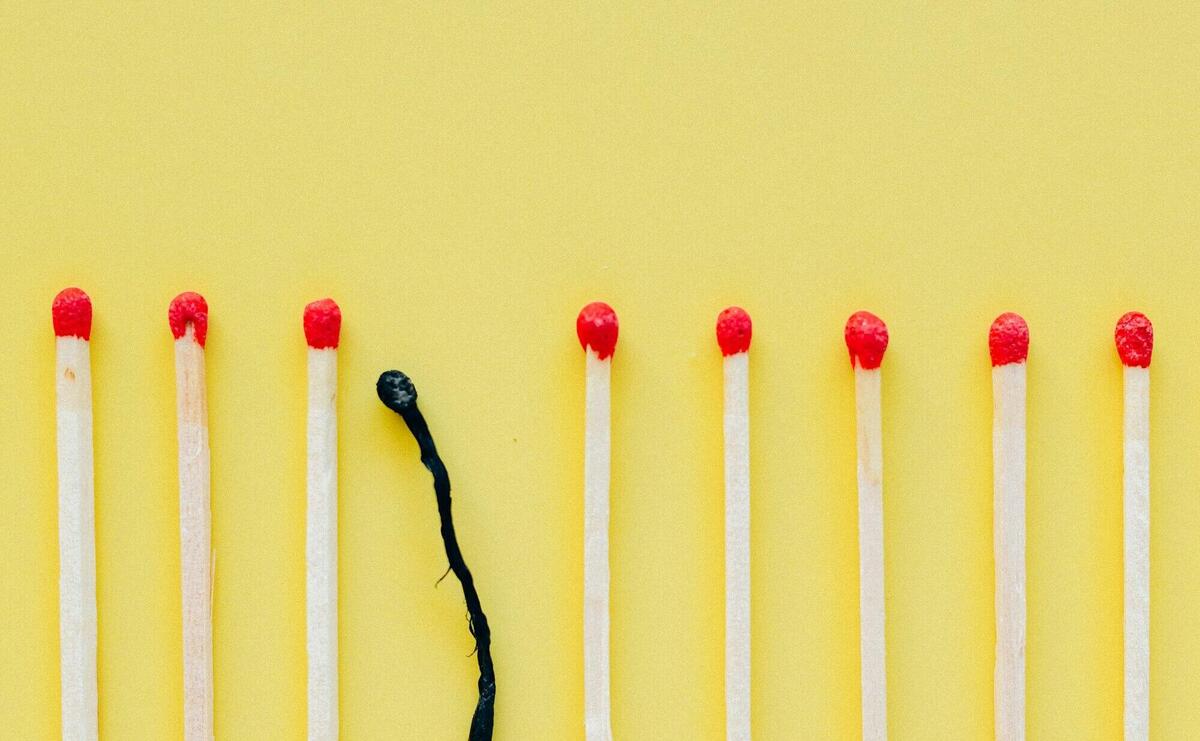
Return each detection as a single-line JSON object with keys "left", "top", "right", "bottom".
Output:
{"left": 717, "top": 306, "right": 752, "bottom": 741}
{"left": 305, "top": 299, "right": 341, "bottom": 741}
{"left": 576, "top": 301, "right": 618, "bottom": 741}
{"left": 54, "top": 287, "right": 98, "bottom": 741}
{"left": 845, "top": 310, "right": 889, "bottom": 741}
{"left": 990, "top": 312, "right": 1029, "bottom": 741}
{"left": 1116, "top": 311, "right": 1152, "bottom": 741}
{"left": 169, "top": 292, "right": 213, "bottom": 741}
{"left": 376, "top": 371, "right": 496, "bottom": 740}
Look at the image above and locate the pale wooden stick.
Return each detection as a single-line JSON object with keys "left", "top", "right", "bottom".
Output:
{"left": 583, "top": 349, "right": 612, "bottom": 741}
{"left": 305, "top": 299, "right": 341, "bottom": 741}
{"left": 1114, "top": 311, "right": 1152, "bottom": 741}
{"left": 717, "top": 306, "right": 752, "bottom": 740}
{"left": 171, "top": 293, "right": 213, "bottom": 741}
{"left": 845, "top": 310, "right": 888, "bottom": 741}
{"left": 54, "top": 287, "right": 97, "bottom": 741}
{"left": 723, "top": 351, "right": 750, "bottom": 741}
{"left": 993, "top": 364, "right": 1026, "bottom": 740}
{"left": 1123, "top": 365, "right": 1150, "bottom": 741}
{"left": 577, "top": 301, "right": 617, "bottom": 741}
{"left": 855, "top": 366, "right": 886, "bottom": 741}
{"left": 990, "top": 313, "right": 1028, "bottom": 741}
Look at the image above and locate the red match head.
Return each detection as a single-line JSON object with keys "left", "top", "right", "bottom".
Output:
{"left": 169, "top": 292, "right": 209, "bottom": 346}
{"left": 576, "top": 302, "right": 618, "bottom": 359}
{"left": 716, "top": 307, "right": 752, "bottom": 356}
{"left": 52, "top": 287, "right": 92, "bottom": 341}
{"left": 1115, "top": 311, "right": 1153, "bottom": 368}
{"left": 304, "top": 298, "right": 341, "bottom": 349}
{"left": 844, "top": 311, "right": 888, "bottom": 369}
{"left": 989, "top": 312, "right": 1029, "bottom": 366}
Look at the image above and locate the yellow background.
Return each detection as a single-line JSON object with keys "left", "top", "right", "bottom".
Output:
{"left": 1, "top": 3, "right": 1198, "bottom": 739}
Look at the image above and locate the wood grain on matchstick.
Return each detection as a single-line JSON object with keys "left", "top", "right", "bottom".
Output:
{"left": 171, "top": 292, "right": 213, "bottom": 741}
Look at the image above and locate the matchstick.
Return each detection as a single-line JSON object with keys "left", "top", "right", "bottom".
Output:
{"left": 990, "top": 312, "right": 1029, "bottom": 741}
{"left": 576, "top": 301, "right": 618, "bottom": 741}
{"left": 717, "top": 307, "right": 752, "bottom": 741}
{"left": 845, "top": 310, "right": 889, "bottom": 741}
{"left": 54, "top": 287, "right": 98, "bottom": 741}
{"left": 376, "top": 371, "right": 496, "bottom": 740}
{"left": 169, "top": 292, "right": 214, "bottom": 741}
{"left": 305, "top": 299, "right": 341, "bottom": 741}
{"left": 1116, "top": 311, "right": 1152, "bottom": 741}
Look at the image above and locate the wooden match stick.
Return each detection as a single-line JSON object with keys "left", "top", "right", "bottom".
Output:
{"left": 576, "top": 301, "right": 618, "bottom": 741}
{"left": 305, "top": 299, "right": 341, "bottom": 741}
{"left": 1116, "top": 311, "right": 1152, "bottom": 741}
{"left": 717, "top": 307, "right": 752, "bottom": 741}
{"left": 54, "top": 287, "right": 98, "bottom": 741}
{"left": 990, "top": 312, "right": 1029, "bottom": 741}
{"left": 169, "top": 292, "right": 214, "bottom": 741}
{"left": 845, "top": 310, "right": 889, "bottom": 741}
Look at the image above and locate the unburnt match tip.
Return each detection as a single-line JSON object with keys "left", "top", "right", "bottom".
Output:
{"left": 304, "top": 298, "right": 341, "bottom": 349}
{"left": 1115, "top": 311, "right": 1153, "bottom": 368}
{"left": 989, "top": 312, "right": 1029, "bottom": 366}
{"left": 169, "top": 292, "right": 209, "bottom": 346}
{"left": 52, "top": 287, "right": 92, "bottom": 340}
{"left": 844, "top": 311, "right": 888, "bottom": 369}
{"left": 716, "top": 306, "right": 752, "bottom": 356}
{"left": 576, "top": 301, "right": 618, "bottom": 360}
{"left": 377, "top": 370, "right": 418, "bottom": 413}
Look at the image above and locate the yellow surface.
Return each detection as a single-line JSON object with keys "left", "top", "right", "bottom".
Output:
{"left": 1, "top": 4, "right": 1199, "bottom": 739}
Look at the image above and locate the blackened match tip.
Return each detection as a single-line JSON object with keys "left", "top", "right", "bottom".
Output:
{"left": 377, "top": 370, "right": 418, "bottom": 413}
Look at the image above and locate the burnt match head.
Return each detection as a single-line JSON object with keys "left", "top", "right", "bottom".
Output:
{"left": 576, "top": 301, "right": 618, "bottom": 360}
{"left": 1115, "top": 311, "right": 1153, "bottom": 368}
{"left": 377, "top": 370, "right": 418, "bottom": 413}
{"left": 844, "top": 310, "right": 888, "bottom": 369}
{"left": 52, "top": 287, "right": 92, "bottom": 340}
{"left": 304, "top": 298, "right": 342, "bottom": 349}
{"left": 989, "top": 312, "right": 1029, "bottom": 366}
{"left": 716, "top": 306, "right": 752, "bottom": 356}
{"left": 169, "top": 292, "right": 209, "bottom": 346}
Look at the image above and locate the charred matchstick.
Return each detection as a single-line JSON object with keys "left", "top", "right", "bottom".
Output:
{"left": 377, "top": 371, "right": 495, "bottom": 741}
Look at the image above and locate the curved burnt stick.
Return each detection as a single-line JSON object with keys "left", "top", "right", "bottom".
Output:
{"left": 377, "top": 371, "right": 496, "bottom": 741}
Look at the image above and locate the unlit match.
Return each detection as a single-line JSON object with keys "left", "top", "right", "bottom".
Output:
{"left": 717, "top": 306, "right": 752, "bottom": 741}
{"left": 1117, "top": 311, "right": 1152, "bottom": 741}
{"left": 990, "top": 312, "right": 1029, "bottom": 741}
{"left": 305, "top": 298, "right": 342, "bottom": 741}
{"left": 54, "top": 288, "right": 98, "bottom": 741}
{"left": 577, "top": 301, "right": 618, "bottom": 741}
{"left": 845, "top": 310, "right": 889, "bottom": 741}
{"left": 170, "top": 292, "right": 214, "bottom": 741}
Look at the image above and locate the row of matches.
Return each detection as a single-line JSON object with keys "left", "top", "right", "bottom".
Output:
{"left": 576, "top": 302, "right": 1154, "bottom": 741}
{"left": 49, "top": 285, "right": 1154, "bottom": 741}
{"left": 53, "top": 288, "right": 343, "bottom": 741}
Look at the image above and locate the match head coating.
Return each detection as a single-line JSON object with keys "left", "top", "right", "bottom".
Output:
{"left": 1115, "top": 311, "right": 1153, "bottom": 368}
{"left": 52, "top": 287, "right": 92, "bottom": 340}
{"left": 168, "top": 292, "right": 209, "bottom": 346}
{"left": 844, "top": 311, "right": 888, "bottom": 369}
{"left": 576, "top": 301, "right": 618, "bottom": 360}
{"left": 377, "top": 370, "right": 418, "bottom": 413}
{"left": 304, "top": 298, "right": 341, "bottom": 349}
{"left": 989, "top": 312, "right": 1029, "bottom": 366}
{"left": 716, "top": 306, "right": 752, "bottom": 355}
